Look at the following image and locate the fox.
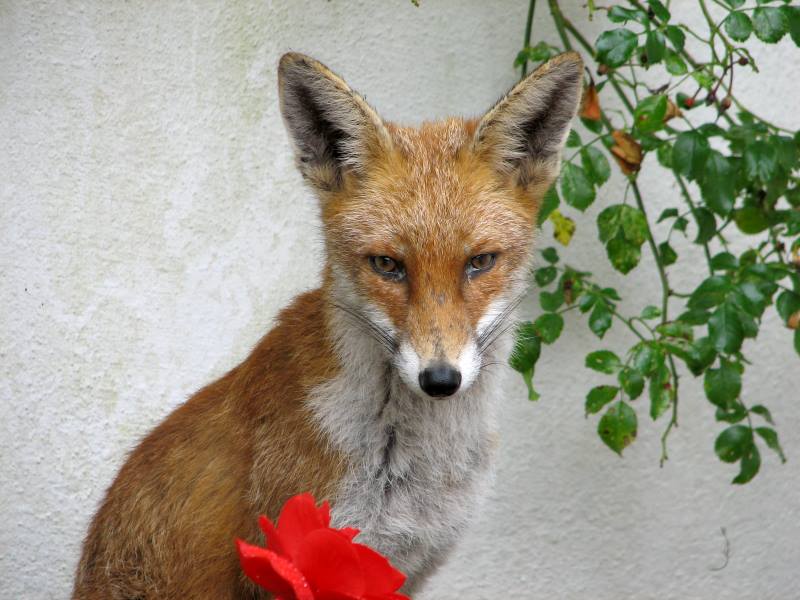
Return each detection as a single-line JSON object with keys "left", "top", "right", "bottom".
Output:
{"left": 72, "top": 51, "right": 583, "bottom": 599}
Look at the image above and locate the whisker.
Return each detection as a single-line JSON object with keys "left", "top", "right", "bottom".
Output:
{"left": 477, "top": 290, "right": 527, "bottom": 352}
{"left": 329, "top": 301, "right": 398, "bottom": 354}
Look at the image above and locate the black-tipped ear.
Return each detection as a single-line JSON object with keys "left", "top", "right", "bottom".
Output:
{"left": 474, "top": 52, "right": 584, "bottom": 193}
{"left": 278, "top": 53, "right": 391, "bottom": 193}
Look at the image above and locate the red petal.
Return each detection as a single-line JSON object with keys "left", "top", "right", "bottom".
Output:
{"left": 259, "top": 515, "right": 287, "bottom": 556}
{"left": 296, "top": 529, "right": 365, "bottom": 596}
{"left": 236, "top": 539, "right": 314, "bottom": 600}
{"left": 319, "top": 500, "right": 332, "bottom": 527}
{"left": 278, "top": 493, "right": 329, "bottom": 560}
{"left": 353, "top": 544, "right": 406, "bottom": 595}
{"left": 337, "top": 527, "right": 360, "bottom": 541}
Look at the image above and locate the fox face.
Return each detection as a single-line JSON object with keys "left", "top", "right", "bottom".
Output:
{"left": 278, "top": 52, "right": 583, "bottom": 399}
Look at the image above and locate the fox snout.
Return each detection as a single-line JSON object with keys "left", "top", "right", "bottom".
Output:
{"left": 395, "top": 329, "right": 481, "bottom": 399}
{"left": 418, "top": 362, "right": 462, "bottom": 398}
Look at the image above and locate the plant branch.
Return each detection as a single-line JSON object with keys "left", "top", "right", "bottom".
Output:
{"left": 521, "top": 0, "right": 537, "bottom": 77}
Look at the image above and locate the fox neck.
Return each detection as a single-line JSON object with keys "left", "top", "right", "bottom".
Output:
{"left": 306, "top": 269, "right": 518, "bottom": 577}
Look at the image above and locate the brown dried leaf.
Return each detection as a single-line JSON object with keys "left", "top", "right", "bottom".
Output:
{"left": 664, "top": 98, "right": 682, "bottom": 122}
{"left": 610, "top": 130, "right": 643, "bottom": 175}
{"left": 580, "top": 84, "right": 602, "bottom": 121}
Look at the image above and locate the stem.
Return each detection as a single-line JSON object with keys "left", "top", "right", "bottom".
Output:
{"left": 674, "top": 174, "right": 714, "bottom": 276}
{"left": 520, "top": 0, "right": 537, "bottom": 78}
{"left": 631, "top": 182, "right": 670, "bottom": 319}
{"left": 548, "top": 0, "right": 573, "bottom": 51}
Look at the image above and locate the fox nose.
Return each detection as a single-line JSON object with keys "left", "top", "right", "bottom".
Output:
{"left": 419, "top": 363, "right": 462, "bottom": 397}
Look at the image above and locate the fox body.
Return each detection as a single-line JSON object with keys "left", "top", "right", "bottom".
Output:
{"left": 73, "top": 52, "right": 583, "bottom": 598}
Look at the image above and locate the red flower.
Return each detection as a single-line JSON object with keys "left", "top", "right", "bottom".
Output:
{"left": 236, "top": 493, "right": 409, "bottom": 600}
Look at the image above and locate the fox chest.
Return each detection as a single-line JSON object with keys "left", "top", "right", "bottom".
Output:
{"left": 316, "top": 381, "right": 497, "bottom": 579}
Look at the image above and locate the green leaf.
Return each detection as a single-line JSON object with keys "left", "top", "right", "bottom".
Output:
{"left": 709, "top": 302, "right": 744, "bottom": 354}
{"left": 534, "top": 266, "right": 558, "bottom": 287}
{"left": 724, "top": 0, "right": 744, "bottom": 8}
{"left": 647, "top": 0, "right": 670, "bottom": 22}
{"left": 537, "top": 186, "right": 560, "bottom": 226}
{"left": 561, "top": 163, "right": 595, "bottom": 211}
{"left": 665, "top": 25, "right": 685, "bottom": 51}
{"left": 631, "top": 342, "right": 662, "bottom": 376}
{"left": 607, "top": 6, "right": 647, "bottom": 24}
{"left": 752, "top": 7, "right": 788, "bottom": 43}
{"left": 634, "top": 94, "right": 668, "bottom": 133}
{"left": 680, "top": 309, "right": 711, "bottom": 325}
{"left": 717, "top": 402, "right": 748, "bottom": 424}
{"left": 509, "top": 322, "right": 542, "bottom": 373}
{"left": 659, "top": 241, "right": 677, "bottom": 266}
{"left": 732, "top": 443, "right": 760, "bottom": 485}
{"left": 734, "top": 206, "right": 770, "bottom": 234}
{"left": 664, "top": 51, "right": 687, "bottom": 75}
{"left": 784, "top": 6, "right": 800, "bottom": 46}
{"left": 566, "top": 129, "right": 582, "bottom": 148}
{"left": 688, "top": 336, "right": 717, "bottom": 375}
{"left": 795, "top": 328, "right": 800, "bottom": 357}
{"left": 692, "top": 71, "right": 714, "bottom": 89}
{"left": 656, "top": 320, "right": 694, "bottom": 341}
{"left": 533, "top": 313, "right": 564, "bottom": 344}
{"left": 540, "top": 289, "right": 564, "bottom": 312}
{"left": 589, "top": 301, "right": 613, "bottom": 339}
{"left": 581, "top": 146, "right": 611, "bottom": 186}
{"left": 640, "top": 305, "right": 662, "bottom": 320}
{"left": 755, "top": 427, "right": 787, "bottom": 463}
{"left": 597, "top": 205, "right": 623, "bottom": 243}
{"left": 710, "top": 252, "right": 738, "bottom": 271}
{"left": 750, "top": 404, "right": 774, "bottom": 425}
{"left": 688, "top": 275, "right": 732, "bottom": 310}
{"left": 541, "top": 247, "right": 559, "bottom": 264}
{"left": 606, "top": 237, "right": 641, "bottom": 274}
{"left": 585, "top": 350, "right": 622, "bottom": 374}
{"left": 744, "top": 140, "right": 778, "bottom": 182}
{"left": 704, "top": 358, "right": 742, "bottom": 407}
{"left": 596, "top": 28, "right": 638, "bottom": 67}
{"left": 776, "top": 290, "right": 800, "bottom": 323}
{"left": 644, "top": 30, "right": 667, "bottom": 64}
{"left": 693, "top": 207, "right": 717, "bottom": 245}
{"left": 620, "top": 205, "right": 648, "bottom": 246}
{"left": 586, "top": 385, "right": 619, "bottom": 415}
{"left": 715, "top": 425, "right": 752, "bottom": 463}
{"left": 619, "top": 367, "right": 645, "bottom": 400}
{"left": 514, "top": 41, "right": 561, "bottom": 67}
{"left": 673, "top": 131, "right": 710, "bottom": 181}
{"left": 657, "top": 208, "right": 678, "bottom": 223}
{"left": 598, "top": 401, "right": 638, "bottom": 456}
{"left": 700, "top": 151, "right": 735, "bottom": 215}
{"left": 723, "top": 11, "right": 753, "bottom": 41}
{"left": 649, "top": 365, "right": 672, "bottom": 420}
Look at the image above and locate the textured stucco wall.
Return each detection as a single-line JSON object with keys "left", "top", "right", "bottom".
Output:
{"left": 2, "top": 1, "right": 799, "bottom": 598}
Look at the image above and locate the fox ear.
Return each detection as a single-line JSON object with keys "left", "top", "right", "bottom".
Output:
{"left": 278, "top": 53, "right": 392, "bottom": 193}
{"left": 474, "top": 52, "right": 584, "bottom": 195}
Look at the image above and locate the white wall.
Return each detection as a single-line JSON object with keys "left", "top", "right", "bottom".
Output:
{"left": 2, "top": 1, "right": 799, "bottom": 598}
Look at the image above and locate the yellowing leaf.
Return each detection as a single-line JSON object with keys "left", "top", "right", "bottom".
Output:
{"left": 549, "top": 209, "right": 576, "bottom": 246}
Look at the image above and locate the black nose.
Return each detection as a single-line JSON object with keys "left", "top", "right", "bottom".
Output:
{"left": 419, "top": 364, "right": 462, "bottom": 397}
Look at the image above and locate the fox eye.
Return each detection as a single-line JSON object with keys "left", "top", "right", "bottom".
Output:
{"left": 467, "top": 253, "right": 496, "bottom": 275}
{"left": 370, "top": 256, "right": 405, "bottom": 280}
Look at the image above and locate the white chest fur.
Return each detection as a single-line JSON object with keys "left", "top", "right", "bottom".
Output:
{"left": 307, "top": 316, "right": 509, "bottom": 582}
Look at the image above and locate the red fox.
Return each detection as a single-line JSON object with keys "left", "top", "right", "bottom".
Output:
{"left": 73, "top": 51, "right": 583, "bottom": 598}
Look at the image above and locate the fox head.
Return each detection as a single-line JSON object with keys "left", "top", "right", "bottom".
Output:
{"left": 278, "top": 52, "right": 583, "bottom": 399}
